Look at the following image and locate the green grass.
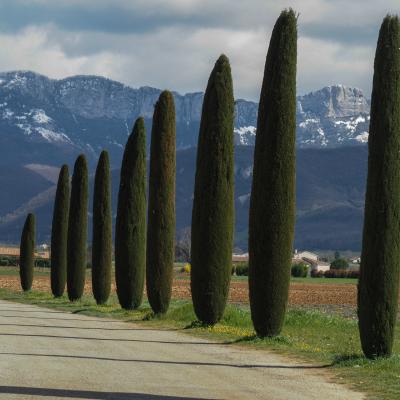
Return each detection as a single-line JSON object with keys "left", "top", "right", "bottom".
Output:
{"left": 290, "top": 277, "right": 357, "bottom": 284}
{"left": 0, "top": 288, "right": 398, "bottom": 399}
{"left": 0, "top": 266, "right": 358, "bottom": 285}
{"left": 175, "top": 273, "right": 358, "bottom": 284}
{"left": 0, "top": 267, "right": 50, "bottom": 277}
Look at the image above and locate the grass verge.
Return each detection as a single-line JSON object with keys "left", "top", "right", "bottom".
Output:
{"left": 0, "top": 288, "right": 398, "bottom": 399}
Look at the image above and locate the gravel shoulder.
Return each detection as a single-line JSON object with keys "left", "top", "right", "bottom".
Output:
{"left": 0, "top": 299, "right": 365, "bottom": 400}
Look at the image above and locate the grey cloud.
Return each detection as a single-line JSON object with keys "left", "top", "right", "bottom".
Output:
{"left": 0, "top": 0, "right": 397, "bottom": 100}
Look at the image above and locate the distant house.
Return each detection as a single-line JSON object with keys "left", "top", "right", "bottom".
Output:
{"left": 293, "top": 250, "right": 330, "bottom": 272}
{"left": 0, "top": 246, "right": 50, "bottom": 260}
{"left": 232, "top": 253, "right": 248, "bottom": 264}
{"left": 0, "top": 246, "right": 19, "bottom": 257}
{"left": 293, "top": 250, "right": 318, "bottom": 262}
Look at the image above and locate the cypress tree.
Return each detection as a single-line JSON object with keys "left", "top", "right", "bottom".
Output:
{"left": 115, "top": 117, "right": 147, "bottom": 309}
{"left": 20, "top": 213, "right": 35, "bottom": 292}
{"left": 92, "top": 150, "right": 112, "bottom": 305}
{"left": 146, "top": 91, "right": 176, "bottom": 315}
{"left": 67, "top": 154, "right": 88, "bottom": 301}
{"left": 358, "top": 15, "right": 400, "bottom": 358}
{"left": 190, "top": 55, "right": 234, "bottom": 325}
{"left": 248, "top": 9, "right": 297, "bottom": 337}
{"left": 50, "top": 165, "right": 70, "bottom": 297}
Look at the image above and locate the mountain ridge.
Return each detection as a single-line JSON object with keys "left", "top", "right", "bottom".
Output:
{"left": 0, "top": 70, "right": 371, "bottom": 168}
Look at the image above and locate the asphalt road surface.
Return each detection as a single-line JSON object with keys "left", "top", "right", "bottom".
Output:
{"left": 0, "top": 300, "right": 364, "bottom": 399}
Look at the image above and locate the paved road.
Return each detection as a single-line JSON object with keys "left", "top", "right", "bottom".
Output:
{"left": 0, "top": 300, "right": 364, "bottom": 399}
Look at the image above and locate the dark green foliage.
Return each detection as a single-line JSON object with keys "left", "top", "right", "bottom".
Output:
{"left": 50, "top": 165, "right": 70, "bottom": 297}
{"left": 146, "top": 91, "right": 176, "bottom": 314}
{"left": 235, "top": 263, "right": 249, "bottom": 276}
{"left": 115, "top": 118, "right": 147, "bottom": 309}
{"left": 330, "top": 258, "right": 349, "bottom": 270}
{"left": 190, "top": 55, "right": 235, "bottom": 325}
{"left": 358, "top": 15, "right": 400, "bottom": 359}
{"left": 291, "top": 263, "right": 309, "bottom": 277}
{"left": 248, "top": 9, "right": 297, "bottom": 337}
{"left": 92, "top": 151, "right": 112, "bottom": 305}
{"left": 67, "top": 154, "right": 88, "bottom": 301}
{"left": 20, "top": 213, "right": 35, "bottom": 291}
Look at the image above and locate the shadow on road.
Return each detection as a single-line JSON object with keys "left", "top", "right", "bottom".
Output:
{"left": 0, "top": 386, "right": 214, "bottom": 400}
{"left": 0, "top": 315, "right": 179, "bottom": 329}
{"left": 0, "top": 352, "right": 331, "bottom": 369}
{"left": 0, "top": 332, "right": 220, "bottom": 345}
{"left": 0, "top": 323, "right": 176, "bottom": 332}
{"left": 0, "top": 309, "right": 65, "bottom": 313}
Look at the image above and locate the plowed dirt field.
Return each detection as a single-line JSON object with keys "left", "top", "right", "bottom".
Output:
{"left": 0, "top": 275, "right": 357, "bottom": 306}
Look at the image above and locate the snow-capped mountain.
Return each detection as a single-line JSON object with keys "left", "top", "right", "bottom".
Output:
{"left": 0, "top": 71, "right": 371, "bottom": 169}
{"left": 234, "top": 85, "right": 371, "bottom": 147}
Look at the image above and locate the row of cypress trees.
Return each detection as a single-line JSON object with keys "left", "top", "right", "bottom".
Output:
{"left": 47, "top": 91, "right": 176, "bottom": 314}
{"left": 115, "top": 92, "right": 176, "bottom": 313}
{"left": 18, "top": 9, "right": 399, "bottom": 360}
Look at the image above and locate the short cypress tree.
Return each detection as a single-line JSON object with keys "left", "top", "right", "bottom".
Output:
{"left": 67, "top": 154, "right": 88, "bottom": 301}
{"left": 20, "top": 213, "right": 35, "bottom": 292}
{"left": 248, "top": 9, "right": 297, "bottom": 337}
{"left": 190, "top": 55, "right": 234, "bottom": 325}
{"left": 358, "top": 15, "right": 400, "bottom": 358}
{"left": 50, "top": 165, "right": 70, "bottom": 297}
{"left": 146, "top": 91, "right": 176, "bottom": 314}
{"left": 115, "top": 117, "right": 147, "bottom": 309}
{"left": 92, "top": 150, "right": 112, "bottom": 305}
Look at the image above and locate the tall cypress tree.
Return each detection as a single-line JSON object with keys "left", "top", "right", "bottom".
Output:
{"left": 190, "top": 55, "right": 234, "bottom": 325}
{"left": 146, "top": 91, "right": 176, "bottom": 315}
{"left": 248, "top": 9, "right": 297, "bottom": 337}
{"left": 358, "top": 15, "right": 400, "bottom": 358}
{"left": 92, "top": 150, "right": 112, "bottom": 305}
{"left": 115, "top": 117, "right": 147, "bottom": 310}
{"left": 20, "top": 213, "right": 35, "bottom": 292}
{"left": 50, "top": 165, "right": 70, "bottom": 298}
{"left": 67, "top": 154, "right": 88, "bottom": 301}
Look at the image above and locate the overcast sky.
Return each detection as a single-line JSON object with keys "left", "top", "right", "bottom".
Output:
{"left": 0, "top": 0, "right": 398, "bottom": 100}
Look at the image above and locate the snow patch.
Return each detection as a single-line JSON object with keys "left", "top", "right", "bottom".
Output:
{"left": 234, "top": 126, "right": 256, "bottom": 145}
{"left": 36, "top": 127, "right": 70, "bottom": 143}
{"left": 355, "top": 132, "right": 369, "bottom": 143}
{"left": 299, "top": 118, "right": 319, "bottom": 128}
{"left": 5, "top": 73, "right": 27, "bottom": 88}
{"left": 2, "top": 109, "right": 14, "bottom": 119}
{"left": 16, "top": 123, "right": 32, "bottom": 135}
{"left": 32, "top": 109, "right": 52, "bottom": 124}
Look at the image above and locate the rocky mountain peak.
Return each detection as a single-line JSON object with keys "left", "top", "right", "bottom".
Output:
{"left": 298, "top": 84, "right": 370, "bottom": 119}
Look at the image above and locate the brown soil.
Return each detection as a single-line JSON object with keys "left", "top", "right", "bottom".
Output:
{"left": 0, "top": 275, "right": 357, "bottom": 306}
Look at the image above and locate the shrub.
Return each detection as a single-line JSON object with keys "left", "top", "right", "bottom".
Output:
{"left": 291, "top": 263, "right": 309, "bottom": 277}
{"left": 35, "top": 259, "right": 50, "bottom": 268}
{"left": 235, "top": 263, "right": 249, "bottom": 276}
{"left": 311, "top": 270, "right": 324, "bottom": 278}
{"left": 325, "top": 269, "right": 359, "bottom": 279}
{"left": 330, "top": 258, "right": 349, "bottom": 270}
